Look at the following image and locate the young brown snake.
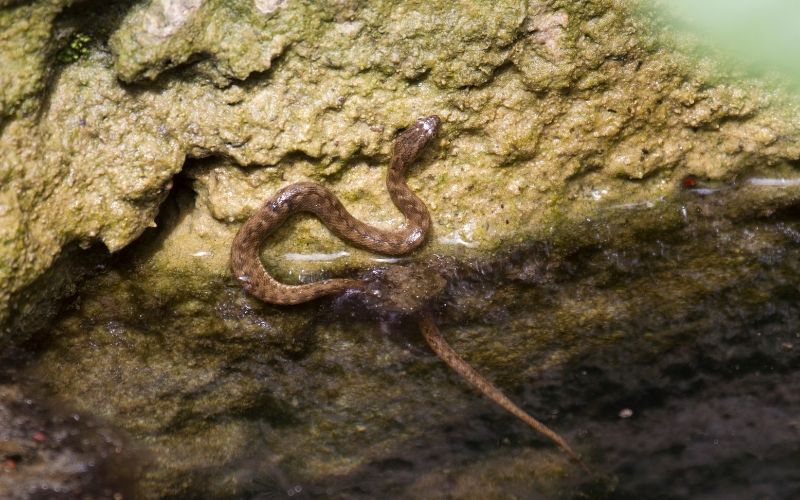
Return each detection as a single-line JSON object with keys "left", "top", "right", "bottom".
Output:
{"left": 230, "top": 116, "right": 585, "bottom": 468}
{"left": 231, "top": 116, "right": 439, "bottom": 304}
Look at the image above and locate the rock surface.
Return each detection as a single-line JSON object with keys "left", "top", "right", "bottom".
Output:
{"left": 2, "top": 0, "right": 800, "bottom": 341}
{"left": 14, "top": 203, "right": 800, "bottom": 497}
{"left": 0, "top": 383, "right": 139, "bottom": 498}
{"left": 2, "top": 0, "right": 800, "bottom": 497}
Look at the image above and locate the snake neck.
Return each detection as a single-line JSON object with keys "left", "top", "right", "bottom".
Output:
{"left": 384, "top": 114, "right": 440, "bottom": 235}
{"left": 386, "top": 160, "right": 431, "bottom": 242}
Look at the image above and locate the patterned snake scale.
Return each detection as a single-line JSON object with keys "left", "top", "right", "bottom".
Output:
{"left": 229, "top": 115, "right": 586, "bottom": 470}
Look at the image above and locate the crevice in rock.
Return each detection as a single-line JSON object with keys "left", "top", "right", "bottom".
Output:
{"left": 34, "top": 0, "right": 139, "bottom": 120}
{"left": 121, "top": 51, "right": 216, "bottom": 96}
{"left": 4, "top": 241, "right": 110, "bottom": 344}
{"left": 113, "top": 163, "right": 199, "bottom": 267}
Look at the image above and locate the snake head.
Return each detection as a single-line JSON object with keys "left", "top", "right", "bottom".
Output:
{"left": 393, "top": 115, "right": 441, "bottom": 166}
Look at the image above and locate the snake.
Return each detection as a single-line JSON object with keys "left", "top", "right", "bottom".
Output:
{"left": 230, "top": 115, "right": 440, "bottom": 304}
{"left": 230, "top": 115, "right": 586, "bottom": 470}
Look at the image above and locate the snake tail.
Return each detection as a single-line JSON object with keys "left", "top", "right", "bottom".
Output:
{"left": 419, "top": 311, "right": 589, "bottom": 472}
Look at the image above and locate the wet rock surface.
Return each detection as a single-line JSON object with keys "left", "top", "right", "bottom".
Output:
{"left": 3, "top": 0, "right": 800, "bottom": 342}
{"left": 1, "top": 200, "right": 798, "bottom": 497}
{"left": 2, "top": 0, "right": 800, "bottom": 497}
{"left": 0, "top": 381, "right": 139, "bottom": 499}
{"left": 356, "top": 263, "right": 448, "bottom": 315}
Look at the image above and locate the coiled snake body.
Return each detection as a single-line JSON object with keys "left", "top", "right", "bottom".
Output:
{"left": 230, "top": 116, "right": 585, "bottom": 469}
{"left": 231, "top": 116, "right": 439, "bottom": 304}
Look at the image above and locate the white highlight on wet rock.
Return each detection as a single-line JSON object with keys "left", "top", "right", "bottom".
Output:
{"left": 145, "top": 0, "right": 202, "bottom": 38}
{"left": 606, "top": 200, "right": 656, "bottom": 210}
{"left": 283, "top": 251, "right": 350, "bottom": 262}
{"left": 591, "top": 188, "right": 608, "bottom": 200}
{"left": 254, "top": 0, "right": 286, "bottom": 15}
{"left": 191, "top": 250, "right": 213, "bottom": 257}
{"left": 335, "top": 20, "right": 363, "bottom": 36}
{"left": 528, "top": 11, "right": 569, "bottom": 56}
{"left": 618, "top": 408, "right": 634, "bottom": 419}
{"left": 371, "top": 257, "right": 403, "bottom": 263}
{"left": 439, "top": 230, "right": 479, "bottom": 248}
{"left": 748, "top": 177, "right": 800, "bottom": 187}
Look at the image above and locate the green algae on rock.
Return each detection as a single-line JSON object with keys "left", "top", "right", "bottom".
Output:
{"left": 109, "top": 0, "right": 526, "bottom": 86}
{"left": 3, "top": 0, "right": 800, "bottom": 343}
{"left": 19, "top": 208, "right": 800, "bottom": 497}
{"left": 0, "top": 0, "right": 68, "bottom": 120}
{"left": 2, "top": 0, "right": 800, "bottom": 496}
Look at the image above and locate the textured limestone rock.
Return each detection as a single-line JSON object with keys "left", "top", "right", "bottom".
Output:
{"left": 3, "top": 0, "right": 800, "bottom": 344}
{"left": 3, "top": 0, "right": 800, "bottom": 496}
{"left": 0, "top": 384, "right": 139, "bottom": 498}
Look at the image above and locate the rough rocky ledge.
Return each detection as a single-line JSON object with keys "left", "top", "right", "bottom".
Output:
{"left": 3, "top": 1, "right": 800, "bottom": 497}
{"left": 3, "top": 0, "right": 800, "bottom": 344}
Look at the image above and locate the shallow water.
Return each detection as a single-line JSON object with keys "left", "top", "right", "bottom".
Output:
{"left": 3, "top": 208, "right": 800, "bottom": 498}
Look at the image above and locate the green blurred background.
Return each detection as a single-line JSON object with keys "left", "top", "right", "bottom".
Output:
{"left": 651, "top": 0, "right": 800, "bottom": 83}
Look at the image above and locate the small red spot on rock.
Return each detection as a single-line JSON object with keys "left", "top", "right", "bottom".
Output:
{"left": 2, "top": 458, "right": 17, "bottom": 470}
{"left": 32, "top": 431, "right": 46, "bottom": 442}
{"left": 681, "top": 175, "right": 698, "bottom": 189}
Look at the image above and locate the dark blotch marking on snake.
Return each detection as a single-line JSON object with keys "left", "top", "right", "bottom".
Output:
{"left": 230, "top": 116, "right": 586, "bottom": 468}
